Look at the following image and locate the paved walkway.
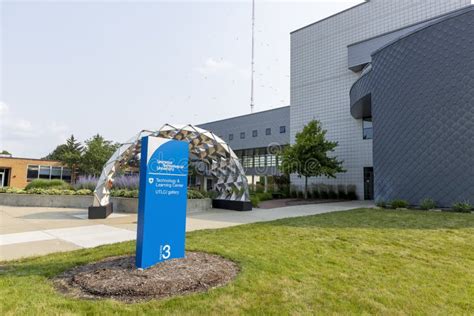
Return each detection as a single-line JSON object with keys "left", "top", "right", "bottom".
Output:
{"left": 0, "top": 201, "right": 373, "bottom": 261}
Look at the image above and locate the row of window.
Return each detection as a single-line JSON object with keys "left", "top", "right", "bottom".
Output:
{"left": 27, "top": 165, "right": 72, "bottom": 182}
{"left": 229, "top": 126, "right": 286, "bottom": 141}
{"left": 239, "top": 154, "right": 279, "bottom": 168}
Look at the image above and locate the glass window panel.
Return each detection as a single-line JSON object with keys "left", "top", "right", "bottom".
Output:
{"left": 51, "top": 167, "right": 62, "bottom": 179}
{"left": 252, "top": 130, "right": 258, "bottom": 137}
{"left": 229, "top": 134, "right": 233, "bottom": 141}
{"left": 280, "top": 126, "right": 286, "bottom": 133}
{"left": 27, "top": 165, "right": 39, "bottom": 180}
{"left": 39, "top": 166, "right": 51, "bottom": 179}
{"left": 61, "top": 168, "right": 72, "bottom": 182}
{"left": 363, "top": 117, "right": 373, "bottom": 140}
{"left": 240, "top": 132, "right": 245, "bottom": 139}
{"left": 265, "top": 128, "right": 271, "bottom": 135}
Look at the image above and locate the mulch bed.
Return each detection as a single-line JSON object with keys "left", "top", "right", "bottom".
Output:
{"left": 53, "top": 252, "right": 239, "bottom": 303}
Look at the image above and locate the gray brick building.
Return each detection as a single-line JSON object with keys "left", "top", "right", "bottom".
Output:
{"left": 199, "top": 1, "right": 473, "bottom": 207}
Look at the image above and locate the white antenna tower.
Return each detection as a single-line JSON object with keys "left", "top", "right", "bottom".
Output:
{"left": 250, "top": 0, "right": 255, "bottom": 113}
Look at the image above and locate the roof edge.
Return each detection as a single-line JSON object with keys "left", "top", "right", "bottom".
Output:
{"left": 198, "top": 105, "right": 290, "bottom": 126}
{"left": 372, "top": 5, "right": 474, "bottom": 57}
{"left": 291, "top": 1, "right": 369, "bottom": 35}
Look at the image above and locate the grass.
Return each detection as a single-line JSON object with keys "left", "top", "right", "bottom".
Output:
{"left": 1, "top": 208, "right": 474, "bottom": 314}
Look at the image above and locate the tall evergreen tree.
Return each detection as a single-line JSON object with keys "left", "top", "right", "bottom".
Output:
{"left": 279, "top": 120, "right": 345, "bottom": 199}
{"left": 81, "top": 134, "right": 118, "bottom": 177}
{"left": 45, "top": 135, "right": 83, "bottom": 181}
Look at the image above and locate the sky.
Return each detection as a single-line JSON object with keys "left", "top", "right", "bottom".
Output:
{"left": 0, "top": 0, "right": 363, "bottom": 158}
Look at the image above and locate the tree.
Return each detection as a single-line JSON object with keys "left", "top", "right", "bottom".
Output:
{"left": 45, "top": 135, "right": 83, "bottom": 181}
{"left": 0, "top": 150, "right": 11, "bottom": 155}
{"left": 279, "top": 120, "right": 345, "bottom": 199}
{"left": 81, "top": 134, "right": 118, "bottom": 177}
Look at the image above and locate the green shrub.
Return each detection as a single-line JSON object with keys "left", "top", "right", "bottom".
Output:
{"left": 420, "top": 198, "right": 436, "bottom": 210}
{"left": 25, "top": 179, "right": 71, "bottom": 190}
{"left": 187, "top": 189, "right": 206, "bottom": 199}
{"left": 311, "top": 185, "right": 320, "bottom": 199}
{"left": 376, "top": 200, "right": 387, "bottom": 208}
{"left": 337, "top": 185, "right": 347, "bottom": 199}
{"left": 256, "top": 192, "right": 273, "bottom": 202}
{"left": 451, "top": 201, "right": 472, "bottom": 213}
{"left": 75, "top": 189, "right": 93, "bottom": 196}
{"left": 346, "top": 185, "right": 357, "bottom": 200}
{"left": 204, "top": 190, "right": 219, "bottom": 199}
{"left": 319, "top": 184, "right": 329, "bottom": 199}
{"left": 250, "top": 195, "right": 260, "bottom": 207}
{"left": 327, "top": 185, "right": 338, "bottom": 199}
{"left": 391, "top": 199, "right": 409, "bottom": 209}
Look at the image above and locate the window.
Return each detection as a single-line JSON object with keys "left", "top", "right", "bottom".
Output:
{"left": 39, "top": 166, "right": 51, "bottom": 179}
{"left": 27, "top": 165, "right": 39, "bottom": 180}
{"left": 363, "top": 117, "right": 373, "bottom": 140}
{"left": 243, "top": 156, "right": 253, "bottom": 168}
{"left": 27, "top": 165, "right": 72, "bottom": 182}
{"left": 240, "top": 132, "right": 245, "bottom": 139}
{"left": 280, "top": 126, "right": 286, "bottom": 134}
{"left": 252, "top": 130, "right": 258, "bottom": 137}
{"left": 266, "top": 154, "right": 276, "bottom": 167}
{"left": 229, "top": 134, "right": 234, "bottom": 141}
{"left": 265, "top": 128, "right": 271, "bottom": 135}
{"left": 51, "top": 167, "right": 62, "bottom": 179}
{"left": 255, "top": 155, "right": 266, "bottom": 167}
{"left": 62, "top": 168, "right": 72, "bottom": 182}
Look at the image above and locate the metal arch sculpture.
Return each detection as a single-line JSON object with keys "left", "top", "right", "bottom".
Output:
{"left": 92, "top": 124, "right": 250, "bottom": 207}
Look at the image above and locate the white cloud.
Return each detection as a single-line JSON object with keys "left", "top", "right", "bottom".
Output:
{"left": 195, "top": 57, "right": 236, "bottom": 75}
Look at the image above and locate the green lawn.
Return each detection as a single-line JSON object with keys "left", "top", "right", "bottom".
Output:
{"left": 1, "top": 209, "right": 474, "bottom": 314}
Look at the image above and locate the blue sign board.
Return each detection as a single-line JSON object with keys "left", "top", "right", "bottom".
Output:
{"left": 136, "top": 136, "right": 189, "bottom": 269}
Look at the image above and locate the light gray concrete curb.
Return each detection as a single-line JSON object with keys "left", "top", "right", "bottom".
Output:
{"left": 0, "top": 193, "right": 211, "bottom": 214}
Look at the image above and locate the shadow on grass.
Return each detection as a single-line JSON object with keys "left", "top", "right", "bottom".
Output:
{"left": 265, "top": 208, "right": 474, "bottom": 230}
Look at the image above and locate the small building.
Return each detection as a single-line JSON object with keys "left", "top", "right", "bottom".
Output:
{"left": 198, "top": 106, "right": 290, "bottom": 191}
{"left": 0, "top": 156, "right": 71, "bottom": 189}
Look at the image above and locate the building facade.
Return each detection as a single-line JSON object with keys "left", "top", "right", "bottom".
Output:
{"left": 350, "top": 6, "right": 474, "bottom": 207}
{"left": 290, "top": 0, "right": 472, "bottom": 200}
{"left": 198, "top": 106, "right": 290, "bottom": 190}
{"left": 0, "top": 156, "right": 71, "bottom": 189}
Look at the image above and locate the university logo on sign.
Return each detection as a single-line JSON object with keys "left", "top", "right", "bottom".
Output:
{"left": 135, "top": 136, "right": 189, "bottom": 269}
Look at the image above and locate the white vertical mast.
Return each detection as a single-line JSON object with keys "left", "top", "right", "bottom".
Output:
{"left": 250, "top": 0, "right": 255, "bottom": 113}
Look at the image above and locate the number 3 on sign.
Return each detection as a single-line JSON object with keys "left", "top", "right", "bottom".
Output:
{"left": 161, "top": 244, "right": 171, "bottom": 259}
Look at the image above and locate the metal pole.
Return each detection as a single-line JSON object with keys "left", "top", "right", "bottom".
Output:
{"left": 250, "top": 0, "right": 255, "bottom": 113}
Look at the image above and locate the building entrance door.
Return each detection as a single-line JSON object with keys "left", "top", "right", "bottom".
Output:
{"left": 0, "top": 172, "right": 4, "bottom": 188}
{"left": 364, "top": 167, "right": 374, "bottom": 200}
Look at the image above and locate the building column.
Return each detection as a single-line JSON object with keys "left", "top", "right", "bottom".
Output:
{"left": 264, "top": 176, "right": 268, "bottom": 193}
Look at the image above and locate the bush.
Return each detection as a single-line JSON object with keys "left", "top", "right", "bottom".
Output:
{"left": 376, "top": 200, "right": 386, "bottom": 208}
{"left": 256, "top": 192, "right": 273, "bottom": 202}
{"left": 319, "top": 184, "right": 329, "bottom": 199}
{"left": 391, "top": 199, "right": 409, "bottom": 209}
{"left": 204, "top": 190, "right": 219, "bottom": 199}
{"left": 250, "top": 195, "right": 260, "bottom": 207}
{"left": 420, "top": 198, "right": 436, "bottom": 210}
{"left": 346, "top": 185, "right": 357, "bottom": 200}
{"left": 451, "top": 201, "right": 472, "bottom": 213}
{"left": 337, "top": 185, "right": 347, "bottom": 200}
{"left": 311, "top": 185, "right": 320, "bottom": 199}
{"left": 73, "top": 175, "right": 98, "bottom": 190}
{"left": 187, "top": 189, "right": 205, "bottom": 199}
{"left": 75, "top": 189, "right": 93, "bottom": 196}
{"left": 113, "top": 175, "right": 139, "bottom": 190}
{"left": 327, "top": 185, "right": 338, "bottom": 199}
{"left": 25, "top": 179, "right": 70, "bottom": 190}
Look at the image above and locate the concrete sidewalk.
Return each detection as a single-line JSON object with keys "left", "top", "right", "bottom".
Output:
{"left": 0, "top": 201, "right": 373, "bottom": 261}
